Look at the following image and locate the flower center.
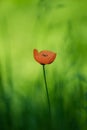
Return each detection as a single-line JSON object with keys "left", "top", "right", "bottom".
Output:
{"left": 42, "top": 53, "right": 48, "bottom": 57}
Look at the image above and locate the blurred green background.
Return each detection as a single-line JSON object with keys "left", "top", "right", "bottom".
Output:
{"left": 0, "top": 0, "right": 87, "bottom": 130}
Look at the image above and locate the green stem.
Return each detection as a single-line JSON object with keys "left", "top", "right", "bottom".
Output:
{"left": 43, "top": 65, "right": 51, "bottom": 118}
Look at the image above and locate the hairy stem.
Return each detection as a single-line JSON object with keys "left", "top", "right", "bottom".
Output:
{"left": 42, "top": 65, "right": 51, "bottom": 119}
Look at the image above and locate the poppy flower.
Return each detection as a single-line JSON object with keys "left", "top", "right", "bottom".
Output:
{"left": 33, "top": 49, "right": 56, "bottom": 65}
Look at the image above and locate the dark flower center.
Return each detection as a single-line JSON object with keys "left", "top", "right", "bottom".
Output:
{"left": 42, "top": 53, "right": 48, "bottom": 57}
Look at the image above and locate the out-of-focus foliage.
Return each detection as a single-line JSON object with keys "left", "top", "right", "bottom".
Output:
{"left": 0, "top": 0, "right": 87, "bottom": 130}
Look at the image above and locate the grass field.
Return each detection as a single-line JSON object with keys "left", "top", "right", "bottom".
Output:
{"left": 0, "top": 0, "right": 87, "bottom": 130}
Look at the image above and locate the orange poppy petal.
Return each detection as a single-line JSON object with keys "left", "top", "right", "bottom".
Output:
{"left": 33, "top": 49, "right": 38, "bottom": 56}
{"left": 33, "top": 49, "right": 56, "bottom": 65}
{"left": 48, "top": 53, "right": 56, "bottom": 64}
